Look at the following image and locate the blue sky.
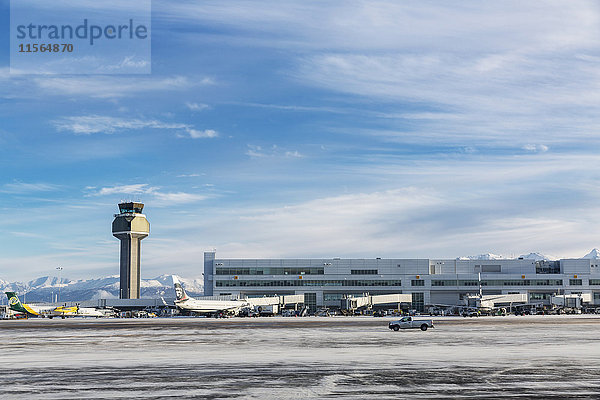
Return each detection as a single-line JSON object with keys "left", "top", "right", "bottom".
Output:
{"left": 2, "top": 0, "right": 600, "bottom": 281}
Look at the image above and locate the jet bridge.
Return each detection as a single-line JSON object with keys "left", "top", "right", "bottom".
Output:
{"left": 478, "top": 294, "right": 528, "bottom": 308}
{"left": 342, "top": 293, "right": 412, "bottom": 312}
{"left": 551, "top": 293, "right": 592, "bottom": 309}
{"left": 462, "top": 294, "right": 528, "bottom": 310}
{"left": 245, "top": 294, "right": 304, "bottom": 307}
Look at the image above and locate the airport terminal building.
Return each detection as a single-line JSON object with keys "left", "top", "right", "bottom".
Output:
{"left": 203, "top": 251, "right": 600, "bottom": 311}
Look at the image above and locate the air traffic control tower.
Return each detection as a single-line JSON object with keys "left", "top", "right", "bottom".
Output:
{"left": 112, "top": 202, "right": 150, "bottom": 299}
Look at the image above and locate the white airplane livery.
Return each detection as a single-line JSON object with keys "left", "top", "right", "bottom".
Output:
{"left": 172, "top": 276, "right": 250, "bottom": 315}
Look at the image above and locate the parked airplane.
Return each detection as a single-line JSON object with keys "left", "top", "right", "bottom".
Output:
{"left": 53, "top": 305, "right": 104, "bottom": 318}
{"left": 5, "top": 292, "right": 57, "bottom": 317}
{"left": 5, "top": 292, "right": 104, "bottom": 318}
{"left": 172, "top": 276, "right": 250, "bottom": 316}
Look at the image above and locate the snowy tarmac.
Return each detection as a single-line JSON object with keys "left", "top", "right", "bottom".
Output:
{"left": 2, "top": 315, "right": 600, "bottom": 399}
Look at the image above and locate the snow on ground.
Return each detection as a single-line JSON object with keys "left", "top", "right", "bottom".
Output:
{"left": 1, "top": 315, "right": 600, "bottom": 398}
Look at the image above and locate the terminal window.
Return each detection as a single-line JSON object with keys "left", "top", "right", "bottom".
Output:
{"left": 536, "top": 261, "right": 560, "bottom": 274}
{"left": 350, "top": 269, "right": 378, "bottom": 275}
{"left": 216, "top": 267, "right": 324, "bottom": 275}
{"left": 411, "top": 280, "right": 425, "bottom": 286}
{"left": 529, "top": 293, "right": 552, "bottom": 300}
{"left": 215, "top": 279, "right": 402, "bottom": 287}
{"left": 481, "top": 265, "right": 501, "bottom": 273}
{"left": 412, "top": 292, "right": 425, "bottom": 312}
{"left": 569, "top": 279, "right": 582, "bottom": 286}
{"left": 304, "top": 293, "right": 317, "bottom": 310}
{"left": 432, "top": 280, "right": 459, "bottom": 286}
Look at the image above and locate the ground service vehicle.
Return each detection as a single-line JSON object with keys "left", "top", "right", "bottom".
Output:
{"left": 388, "top": 316, "right": 434, "bottom": 331}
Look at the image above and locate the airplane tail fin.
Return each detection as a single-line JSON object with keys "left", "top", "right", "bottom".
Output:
{"left": 172, "top": 275, "right": 188, "bottom": 301}
{"left": 5, "top": 292, "right": 27, "bottom": 313}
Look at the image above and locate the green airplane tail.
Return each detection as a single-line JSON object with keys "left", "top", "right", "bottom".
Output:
{"left": 5, "top": 292, "right": 28, "bottom": 314}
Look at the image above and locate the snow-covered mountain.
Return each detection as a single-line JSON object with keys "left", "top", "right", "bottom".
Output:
{"left": 457, "top": 253, "right": 505, "bottom": 261}
{"left": 0, "top": 274, "right": 202, "bottom": 302}
{"left": 583, "top": 248, "right": 600, "bottom": 259}
{"left": 518, "top": 252, "right": 555, "bottom": 261}
{"left": 459, "top": 250, "right": 600, "bottom": 261}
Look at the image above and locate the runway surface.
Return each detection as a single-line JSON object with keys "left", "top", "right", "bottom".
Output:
{"left": 2, "top": 315, "right": 600, "bottom": 399}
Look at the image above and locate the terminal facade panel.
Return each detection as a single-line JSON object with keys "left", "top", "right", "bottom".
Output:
{"left": 204, "top": 251, "right": 600, "bottom": 311}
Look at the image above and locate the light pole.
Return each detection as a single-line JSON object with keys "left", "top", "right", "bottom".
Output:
{"left": 56, "top": 267, "right": 63, "bottom": 304}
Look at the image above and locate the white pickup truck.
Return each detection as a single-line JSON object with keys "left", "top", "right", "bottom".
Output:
{"left": 388, "top": 316, "right": 434, "bottom": 331}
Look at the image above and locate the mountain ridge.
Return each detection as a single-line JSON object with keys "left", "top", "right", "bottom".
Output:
{"left": 0, "top": 274, "right": 203, "bottom": 302}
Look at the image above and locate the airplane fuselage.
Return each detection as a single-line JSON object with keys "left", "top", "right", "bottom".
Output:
{"left": 175, "top": 298, "right": 250, "bottom": 314}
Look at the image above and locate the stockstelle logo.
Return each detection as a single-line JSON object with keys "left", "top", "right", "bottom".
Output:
{"left": 10, "top": 0, "right": 151, "bottom": 74}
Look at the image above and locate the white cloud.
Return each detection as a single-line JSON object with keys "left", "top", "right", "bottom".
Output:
{"left": 229, "top": 101, "right": 346, "bottom": 114}
{"left": 95, "top": 184, "right": 158, "bottom": 196}
{"left": 184, "top": 128, "right": 218, "bottom": 139}
{"left": 53, "top": 115, "right": 187, "bottom": 135}
{"left": 34, "top": 75, "right": 195, "bottom": 98}
{"left": 245, "top": 144, "right": 266, "bottom": 158}
{"left": 295, "top": 49, "right": 600, "bottom": 147}
{"left": 153, "top": 192, "right": 208, "bottom": 204}
{"left": 4, "top": 152, "right": 600, "bottom": 280}
{"left": 186, "top": 102, "right": 210, "bottom": 111}
{"left": 188, "top": 183, "right": 600, "bottom": 262}
{"left": 53, "top": 115, "right": 218, "bottom": 139}
{"left": 159, "top": 1, "right": 600, "bottom": 53}
{"left": 246, "top": 144, "right": 304, "bottom": 159}
{"left": 284, "top": 150, "right": 304, "bottom": 158}
{"left": 100, "top": 56, "right": 151, "bottom": 72}
{"left": 9, "top": 231, "right": 47, "bottom": 239}
{"left": 1, "top": 182, "right": 61, "bottom": 194}
{"left": 88, "top": 184, "right": 208, "bottom": 206}
{"left": 523, "top": 144, "right": 549, "bottom": 153}
{"left": 155, "top": 1, "right": 600, "bottom": 147}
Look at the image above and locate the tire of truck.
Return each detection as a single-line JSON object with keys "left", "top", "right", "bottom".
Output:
{"left": 393, "top": 325, "right": 400, "bottom": 331}
{"left": 420, "top": 324, "right": 428, "bottom": 331}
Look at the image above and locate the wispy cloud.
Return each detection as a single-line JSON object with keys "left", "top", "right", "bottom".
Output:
{"left": 246, "top": 144, "right": 304, "bottom": 159}
{"left": 157, "top": 1, "right": 599, "bottom": 53}
{"left": 523, "top": 144, "right": 549, "bottom": 153}
{"left": 182, "top": 129, "right": 218, "bottom": 139}
{"left": 88, "top": 184, "right": 208, "bottom": 205}
{"left": 94, "top": 184, "right": 157, "bottom": 196}
{"left": 186, "top": 102, "right": 210, "bottom": 111}
{"left": 183, "top": 169, "right": 600, "bottom": 261}
{"left": 153, "top": 192, "right": 208, "bottom": 204}
{"left": 1, "top": 182, "right": 61, "bottom": 194}
{"left": 9, "top": 231, "right": 47, "bottom": 239}
{"left": 155, "top": 1, "right": 600, "bottom": 149}
{"left": 245, "top": 144, "right": 265, "bottom": 158}
{"left": 33, "top": 75, "right": 198, "bottom": 98}
{"left": 5, "top": 1, "right": 600, "bottom": 281}
{"left": 284, "top": 151, "right": 303, "bottom": 158}
{"left": 53, "top": 115, "right": 186, "bottom": 135}
{"left": 229, "top": 101, "right": 346, "bottom": 114}
{"left": 53, "top": 115, "right": 218, "bottom": 138}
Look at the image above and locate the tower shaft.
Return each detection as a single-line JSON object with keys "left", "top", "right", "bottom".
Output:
{"left": 112, "top": 202, "right": 150, "bottom": 299}
{"left": 115, "top": 233, "right": 146, "bottom": 299}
